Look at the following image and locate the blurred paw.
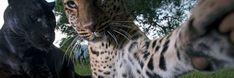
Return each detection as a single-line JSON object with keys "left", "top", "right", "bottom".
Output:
{"left": 219, "top": 13, "right": 234, "bottom": 43}
{"left": 191, "top": 0, "right": 234, "bottom": 37}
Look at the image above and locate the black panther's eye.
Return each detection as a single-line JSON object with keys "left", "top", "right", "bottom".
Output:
{"left": 30, "top": 16, "right": 37, "bottom": 21}
{"left": 67, "top": 1, "right": 77, "bottom": 8}
{"left": 30, "top": 15, "right": 42, "bottom": 23}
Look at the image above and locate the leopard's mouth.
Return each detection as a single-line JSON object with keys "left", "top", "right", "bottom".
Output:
{"left": 77, "top": 21, "right": 110, "bottom": 41}
{"left": 77, "top": 30, "right": 101, "bottom": 41}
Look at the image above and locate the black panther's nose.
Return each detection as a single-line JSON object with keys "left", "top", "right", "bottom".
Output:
{"left": 43, "top": 35, "right": 51, "bottom": 42}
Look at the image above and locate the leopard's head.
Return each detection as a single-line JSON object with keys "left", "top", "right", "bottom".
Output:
{"left": 4, "top": 0, "right": 56, "bottom": 50}
{"left": 63, "top": 0, "right": 132, "bottom": 41}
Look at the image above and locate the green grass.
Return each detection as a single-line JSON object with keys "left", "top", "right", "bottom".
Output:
{"left": 75, "top": 61, "right": 92, "bottom": 75}
{"left": 180, "top": 69, "right": 234, "bottom": 78}
{"left": 75, "top": 63, "right": 234, "bottom": 78}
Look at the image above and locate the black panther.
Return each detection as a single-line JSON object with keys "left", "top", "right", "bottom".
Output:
{"left": 0, "top": 0, "right": 90, "bottom": 78}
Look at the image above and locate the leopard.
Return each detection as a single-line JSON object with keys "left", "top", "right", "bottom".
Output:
{"left": 63, "top": 0, "right": 234, "bottom": 78}
{"left": 0, "top": 0, "right": 91, "bottom": 78}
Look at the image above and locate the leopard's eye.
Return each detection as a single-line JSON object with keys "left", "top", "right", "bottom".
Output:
{"left": 67, "top": 1, "right": 77, "bottom": 8}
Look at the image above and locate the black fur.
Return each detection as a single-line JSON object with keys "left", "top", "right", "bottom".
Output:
{"left": 0, "top": 0, "right": 91, "bottom": 78}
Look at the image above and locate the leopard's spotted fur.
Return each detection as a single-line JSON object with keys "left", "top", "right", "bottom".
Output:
{"left": 63, "top": 0, "right": 234, "bottom": 78}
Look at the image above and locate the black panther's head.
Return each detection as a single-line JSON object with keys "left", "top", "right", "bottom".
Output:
{"left": 4, "top": 0, "right": 56, "bottom": 50}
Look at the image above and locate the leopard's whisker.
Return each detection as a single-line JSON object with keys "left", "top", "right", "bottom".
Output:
{"left": 110, "top": 23, "right": 133, "bottom": 29}
{"left": 112, "top": 29, "right": 130, "bottom": 40}
{"left": 71, "top": 38, "right": 82, "bottom": 65}
{"left": 60, "top": 35, "right": 78, "bottom": 50}
{"left": 69, "top": 43, "right": 77, "bottom": 65}
{"left": 63, "top": 36, "right": 79, "bottom": 64}
{"left": 116, "top": 28, "right": 132, "bottom": 39}
{"left": 112, "top": 21, "right": 132, "bottom": 23}
{"left": 107, "top": 31, "right": 118, "bottom": 46}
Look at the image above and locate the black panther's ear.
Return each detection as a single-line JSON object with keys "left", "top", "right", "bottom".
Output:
{"left": 8, "top": 0, "right": 16, "bottom": 6}
{"left": 48, "top": 2, "right": 55, "bottom": 10}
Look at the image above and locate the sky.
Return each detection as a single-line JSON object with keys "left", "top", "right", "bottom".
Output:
{"left": 0, "top": 0, "right": 8, "bottom": 27}
{"left": 0, "top": 0, "right": 66, "bottom": 47}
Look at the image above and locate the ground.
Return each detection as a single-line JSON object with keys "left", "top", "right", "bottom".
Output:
{"left": 75, "top": 63, "right": 234, "bottom": 78}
